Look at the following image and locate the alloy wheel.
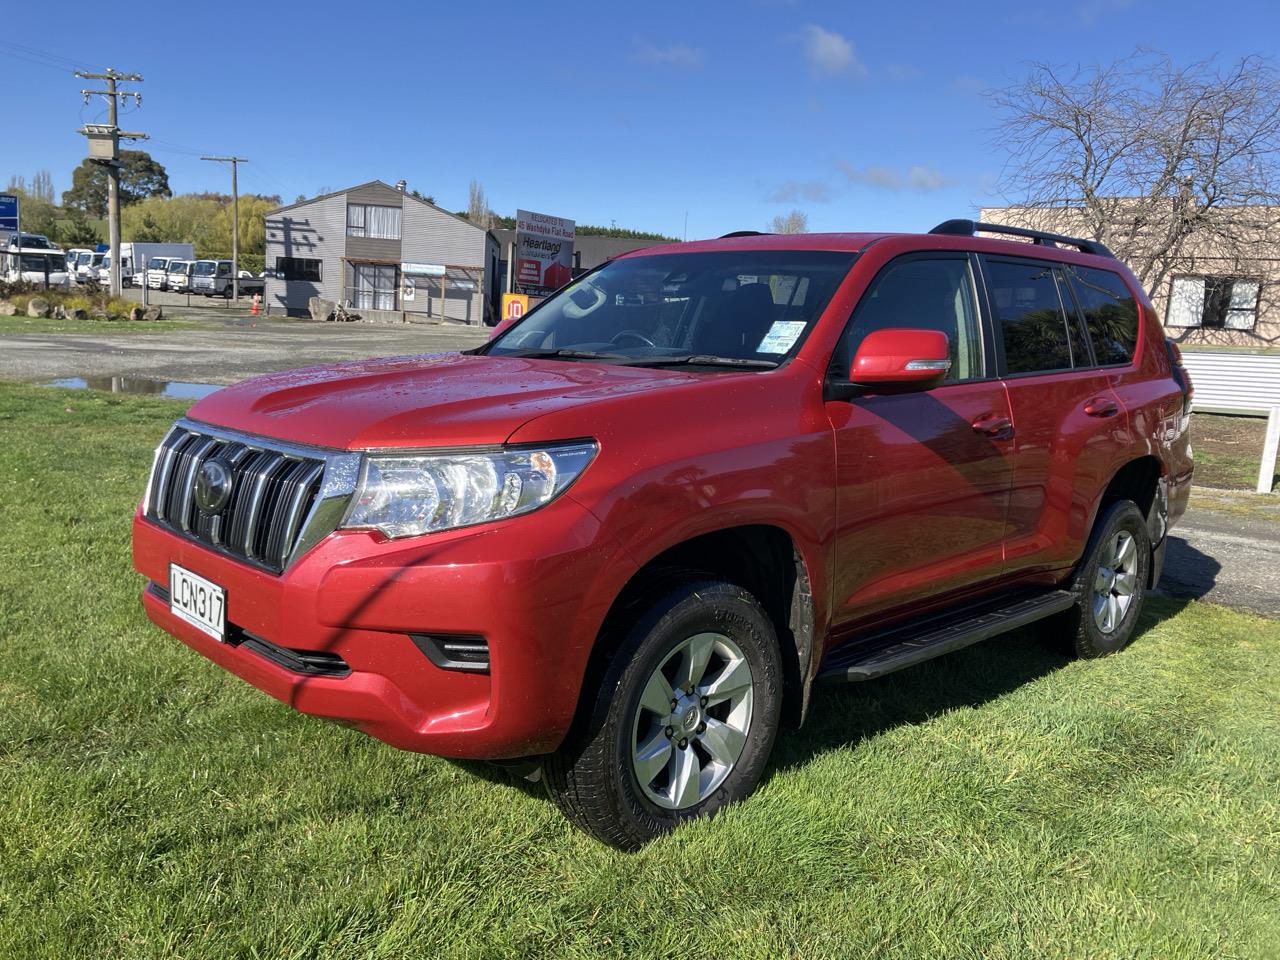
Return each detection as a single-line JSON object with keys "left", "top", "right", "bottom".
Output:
{"left": 630, "top": 632, "right": 754, "bottom": 811}
{"left": 1092, "top": 530, "right": 1138, "bottom": 634}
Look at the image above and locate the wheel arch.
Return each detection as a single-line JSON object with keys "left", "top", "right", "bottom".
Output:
{"left": 587, "top": 524, "right": 820, "bottom": 732}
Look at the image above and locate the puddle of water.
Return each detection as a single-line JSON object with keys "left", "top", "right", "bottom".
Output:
{"left": 43, "top": 377, "right": 223, "bottom": 400}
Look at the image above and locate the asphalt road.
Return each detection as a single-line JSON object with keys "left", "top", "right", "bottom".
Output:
{"left": 2, "top": 317, "right": 1278, "bottom": 618}
{"left": 0, "top": 316, "right": 489, "bottom": 385}
{"left": 1160, "top": 507, "right": 1280, "bottom": 618}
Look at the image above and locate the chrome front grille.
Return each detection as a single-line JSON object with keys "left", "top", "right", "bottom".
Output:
{"left": 145, "top": 420, "right": 361, "bottom": 573}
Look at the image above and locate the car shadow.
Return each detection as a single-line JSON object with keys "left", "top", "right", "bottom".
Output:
{"left": 1156, "top": 535, "right": 1223, "bottom": 603}
{"left": 765, "top": 592, "right": 1191, "bottom": 779}
{"left": 453, "top": 592, "right": 1196, "bottom": 815}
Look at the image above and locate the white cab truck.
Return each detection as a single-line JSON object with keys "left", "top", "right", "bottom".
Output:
{"left": 166, "top": 260, "right": 195, "bottom": 292}
{"left": 3, "top": 246, "right": 71, "bottom": 288}
{"left": 96, "top": 242, "right": 195, "bottom": 288}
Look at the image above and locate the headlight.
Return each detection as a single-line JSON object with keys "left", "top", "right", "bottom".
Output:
{"left": 341, "top": 441, "right": 598, "bottom": 539}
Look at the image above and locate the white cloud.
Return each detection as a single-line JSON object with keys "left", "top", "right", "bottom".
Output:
{"left": 799, "top": 24, "right": 862, "bottom": 76}
{"left": 840, "top": 161, "right": 952, "bottom": 193}
{"left": 768, "top": 179, "right": 835, "bottom": 204}
{"left": 632, "top": 40, "right": 704, "bottom": 68}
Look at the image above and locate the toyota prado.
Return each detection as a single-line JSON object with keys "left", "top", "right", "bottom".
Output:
{"left": 133, "top": 219, "right": 1193, "bottom": 849}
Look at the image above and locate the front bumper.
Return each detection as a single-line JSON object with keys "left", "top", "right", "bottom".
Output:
{"left": 132, "top": 495, "right": 635, "bottom": 759}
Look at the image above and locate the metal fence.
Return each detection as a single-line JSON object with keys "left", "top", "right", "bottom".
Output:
{"left": 1182, "top": 351, "right": 1280, "bottom": 493}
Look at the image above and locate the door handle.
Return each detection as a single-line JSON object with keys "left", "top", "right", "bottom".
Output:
{"left": 971, "top": 412, "right": 1014, "bottom": 439}
{"left": 1084, "top": 397, "right": 1119, "bottom": 418}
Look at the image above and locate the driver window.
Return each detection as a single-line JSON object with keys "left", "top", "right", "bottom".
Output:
{"left": 836, "top": 257, "right": 983, "bottom": 383}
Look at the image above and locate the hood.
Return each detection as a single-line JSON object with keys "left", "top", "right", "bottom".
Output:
{"left": 185, "top": 352, "right": 709, "bottom": 450}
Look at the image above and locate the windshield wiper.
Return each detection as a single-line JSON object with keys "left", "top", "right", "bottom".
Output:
{"left": 495, "top": 348, "right": 632, "bottom": 362}
{"left": 623, "top": 354, "right": 780, "bottom": 369}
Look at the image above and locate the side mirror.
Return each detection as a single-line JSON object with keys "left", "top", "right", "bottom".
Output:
{"left": 826, "top": 328, "right": 951, "bottom": 400}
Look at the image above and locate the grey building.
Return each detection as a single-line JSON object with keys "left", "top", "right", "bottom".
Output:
{"left": 264, "top": 181, "right": 496, "bottom": 325}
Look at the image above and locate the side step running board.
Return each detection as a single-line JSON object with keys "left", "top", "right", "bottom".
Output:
{"left": 818, "top": 589, "right": 1076, "bottom": 683}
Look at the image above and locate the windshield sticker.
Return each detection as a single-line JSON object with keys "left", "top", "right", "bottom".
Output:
{"left": 757, "top": 320, "right": 807, "bottom": 355}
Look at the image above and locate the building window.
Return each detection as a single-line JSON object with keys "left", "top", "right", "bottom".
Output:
{"left": 1168, "top": 276, "right": 1261, "bottom": 330}
{"left": 349, "top": 262, "right": 398, "bottom": 310}
{"left": 275, "top": 257, "right": 322, "bottom": 282}
{"left": 346, "top": 204, "right": 401, "bottom": 240}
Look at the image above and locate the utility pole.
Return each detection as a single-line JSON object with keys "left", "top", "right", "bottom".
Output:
{"left": 76, "top": 69, "right": 145, "bottom": 297}
{"left": 200, "top": 156, "right": 248, "bottom": 301}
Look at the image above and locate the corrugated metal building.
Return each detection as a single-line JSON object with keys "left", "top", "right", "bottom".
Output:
{"left": 264, "top": 181, "right": 497, "bottom": 325}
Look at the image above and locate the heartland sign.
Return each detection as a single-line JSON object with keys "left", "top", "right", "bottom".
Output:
{"left": 515, "top": 209, "right": 575, "bottom": 294}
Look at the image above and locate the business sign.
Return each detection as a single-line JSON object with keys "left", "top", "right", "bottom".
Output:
{"left": 0, "top": 194, "right": 18, "bottom": 236}
{"left": 402, "top": 277, "right": 415, "bottom": 302}
{"left": 401, "top": 261, "right": 446, "bottom": 278}
{"left": 515, "top": 209, "right": 575, "bottom": 294}
{"left": 502, "top": 293, "right": 529, "bottom": 321}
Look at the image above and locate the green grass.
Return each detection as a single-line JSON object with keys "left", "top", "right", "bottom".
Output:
{"left": 2, "top": 382, "right": 1279, "bottom": 959}
{"left": 0, "top": 315, "right": 196, "bottom": 335}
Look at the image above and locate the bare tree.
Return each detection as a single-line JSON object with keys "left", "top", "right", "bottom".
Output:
{"left": 31, "top": 170, "right": 55, "bottom": 204}
{"left": 769, "top": 209, "right": 808, "bottom": 234}
{"left": 468, "top": 178, "right": 495, "bottom": 229}
{"left": 991, "top": 51, "right": 1280, "bottom": 295}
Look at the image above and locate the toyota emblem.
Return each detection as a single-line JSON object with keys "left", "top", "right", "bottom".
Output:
{"left": 194, "top": 460, "right": 233, "bottom": 513}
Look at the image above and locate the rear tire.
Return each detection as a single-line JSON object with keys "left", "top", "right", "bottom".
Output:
{"left": 1055, "top": 499, "right": 1151, "bottom": 658}
{"left": 545, "top": 577, "right": 782, "bottom": 850}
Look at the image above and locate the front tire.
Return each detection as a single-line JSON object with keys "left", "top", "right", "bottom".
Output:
{"left": 545, "top": 577, "right": 782, "bottom": 850}
{"left": 1057, "top": 499, "right": 1151, "bottom": 658}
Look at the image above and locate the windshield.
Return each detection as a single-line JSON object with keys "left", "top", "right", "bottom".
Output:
{"left": 193, "top": 261, "right": 217, "bottom": 276}
{"left": 19, "top": 254, "right": 66, "bottom": 271}
{"left": 76, "top": 252, "right": 92, "bottom": 266}
{"left": 91, "top": 254, "right": 103, "bottom": 266}
{"left": 168, "top": 262, "right": 188, "bottom": 274}
{"left": 487, "top": 250, "right": 856, "bottom": 366}
{"left": 148, "top": 257, "right": 167, "bottom": 269}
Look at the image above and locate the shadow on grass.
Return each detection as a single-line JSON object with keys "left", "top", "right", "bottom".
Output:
{"left": 767, "top": 591, "right": 1193, "bottom": 779}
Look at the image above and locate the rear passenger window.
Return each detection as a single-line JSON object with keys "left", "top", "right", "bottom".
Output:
{"left": 985, "top": 260, "right": 1073, "bottom": 374}
{"left": 1067, "top": 266, "right": 1139, "bottom": 364}
{"left": 837, "top": 257, "right": 983, "bottom": 382}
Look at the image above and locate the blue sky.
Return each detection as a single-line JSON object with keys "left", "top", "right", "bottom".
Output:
{"left": 3, "top": 0, "right": 1278, "bottom": 238}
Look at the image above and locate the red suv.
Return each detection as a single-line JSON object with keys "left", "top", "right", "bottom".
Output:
{"left": 133, "top": 219, "right": 1193, "bottom": 849}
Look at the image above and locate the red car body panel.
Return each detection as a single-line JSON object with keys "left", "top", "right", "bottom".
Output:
{"left": 132, "top": 230, "right": 1192, "bottom": 760}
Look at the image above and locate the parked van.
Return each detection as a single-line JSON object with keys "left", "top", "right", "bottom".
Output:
{"left": 147, "top": 257, "right": 174, "bottom": 290}
{"left": 166, "top": 260, "right": 195, "bottom": 292}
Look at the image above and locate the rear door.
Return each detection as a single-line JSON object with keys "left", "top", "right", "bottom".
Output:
{"left": 980, "top": 255, "right": 1132, "bottom": 578}
{"left": 826, "top": 253, "right": 1014, "bottom": 630}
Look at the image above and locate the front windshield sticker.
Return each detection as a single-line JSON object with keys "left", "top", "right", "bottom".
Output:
{"left": 757, "top": 320, "right": 807, "bottom": 355}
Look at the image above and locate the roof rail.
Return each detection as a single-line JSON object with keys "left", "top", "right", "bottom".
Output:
{"left": 929, "top": 218, "right": 1113, "bottom": 258}
{"left": 719, "top": 230, "right": 771, "bottom": 238}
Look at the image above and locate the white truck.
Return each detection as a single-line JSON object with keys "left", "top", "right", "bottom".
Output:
{"left": 3, "top": 245, "right": 71, "bottom": 288}
{"left": 95, "top": 242, "right": 195, "bottom": 288}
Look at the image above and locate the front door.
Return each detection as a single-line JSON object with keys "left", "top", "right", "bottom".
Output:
{"left": 826, "top": 253, "right": 1014, "bottom": 633}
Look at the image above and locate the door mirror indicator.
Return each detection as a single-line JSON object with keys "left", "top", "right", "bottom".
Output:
{"left": 826, "top": 328, "right": 952, "bottom": 400}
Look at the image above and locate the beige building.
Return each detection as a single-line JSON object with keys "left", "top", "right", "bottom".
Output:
{"left": 981, "top": 205, "right": 1278, "bottom": 348}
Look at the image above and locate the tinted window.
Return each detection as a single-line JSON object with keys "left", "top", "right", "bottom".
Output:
{"left": 488, "top": 251, "right": 855, "bottom": 364}
{"left": 276, "top": 257, "right": 322, "bottom": 282}
{"left": 986, "top": 259, "right": 1072, "bottom": 374}
{"left": 837, "top": 257, "right": 983, "bottom": 382}
{"left": 1068, "top": 266, "right": 1139, "bottom": 364}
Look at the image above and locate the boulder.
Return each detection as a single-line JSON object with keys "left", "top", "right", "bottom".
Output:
{"left": 26, "top": 297, "right": 50, "bottom": 318}
{"left": 143, "top": 305, "right": 164, "bottom": 322}
{"left": 129, "top": 306, "right": 145, "bottom": 321}
{"left": 92, "top": 312, "right": 111, "bottom": 322}
{"left": 67, "top": 307, "right": 87, "bottom": 320}
{"left": 0, "top": 301, "right": 16, "bottom": 316}
{"left": 308, "top": 296, "right": 335, "bottom": 322}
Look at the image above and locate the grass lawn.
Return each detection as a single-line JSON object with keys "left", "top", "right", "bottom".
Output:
{"left": 1191, "top": 413, "right": 1279, "bottom": 492}
{"left": 0, "top": 315, "right": 196, "bottom": 335}
{"left": 2, "top": 382, "right": 1278, "bottom": 959}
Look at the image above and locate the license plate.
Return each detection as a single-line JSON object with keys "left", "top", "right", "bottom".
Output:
{"left": 169, "top": 563, "right": 226, "bottom": 641}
